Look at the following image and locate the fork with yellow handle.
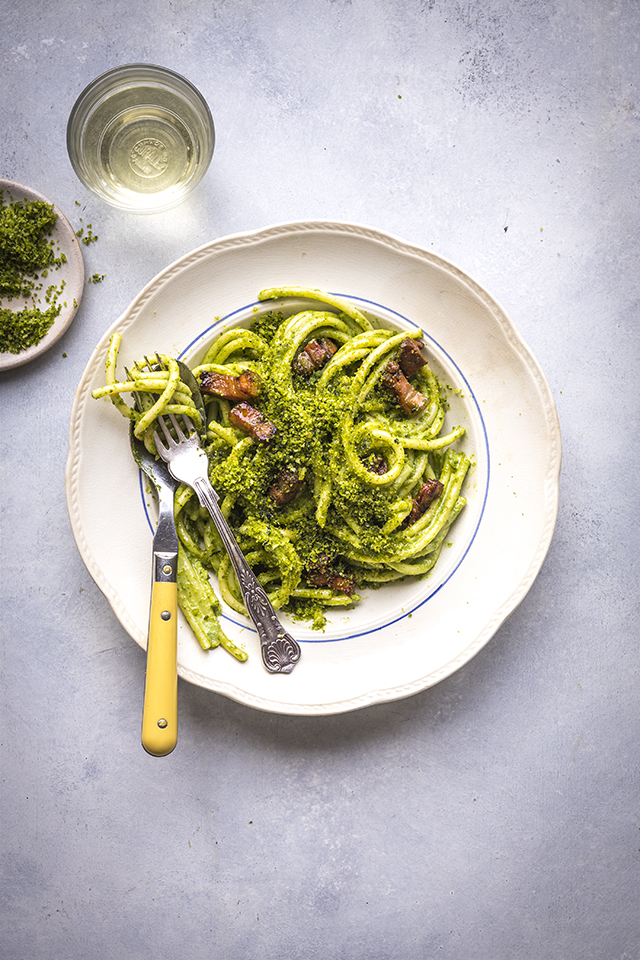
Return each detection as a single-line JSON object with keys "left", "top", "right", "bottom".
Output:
{"left": 130, "top": 425, "right": 179, "bottom": 757}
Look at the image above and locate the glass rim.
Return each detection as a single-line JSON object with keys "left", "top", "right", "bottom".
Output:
{"left": 68, "top": 63, "right": 214, "bottom": 128}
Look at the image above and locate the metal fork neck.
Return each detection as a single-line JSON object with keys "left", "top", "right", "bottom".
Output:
{"left": 192, "top": 478, "right": 301, "bottom": 674}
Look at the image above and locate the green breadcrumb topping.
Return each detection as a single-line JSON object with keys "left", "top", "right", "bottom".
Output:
{"left": 0, "top": 304, "right": 61, "bottom": 353}
{"left": 0, "top": 189, "right": 67, "bottom": 354}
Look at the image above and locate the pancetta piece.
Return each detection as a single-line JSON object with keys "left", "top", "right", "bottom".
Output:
{"left": 293, "top": 338, "right": 337, "bottom": 376}
{"left": 268, "top": 468, "right": 304, "bottom": 506}
{"left": 381, "top": 360, "right": 428, "bottom": 417}
{"left": 398, "top": 338, "right": 427, "bottom": 378}
{"left": 199, "top": 368, "right": 261, "bottom": 401}
{"left": 306, "top": 556, "right": 356, "bottom": 595}
{"left": 402, "top": 478, "right": 444, "bottom": 528}
{"left": 367, "top": 455, "right": 388, "bottom": 475}
{"left": 229, "top": 402, "right": 277, "bottom": 442}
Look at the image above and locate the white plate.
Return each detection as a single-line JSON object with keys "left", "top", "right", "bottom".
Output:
{"left": 0, "top": 179, "right": 85, "bottom": 370}
{"left": 66, "top": 221, "right": 561, "bottom": 715}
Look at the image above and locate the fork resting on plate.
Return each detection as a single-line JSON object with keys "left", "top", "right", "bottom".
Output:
{"left": 154, "top": 412, "right": 301, "bottom": 674}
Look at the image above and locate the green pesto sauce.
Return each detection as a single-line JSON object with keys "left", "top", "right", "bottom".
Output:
{"left": 0, "top": 190, "right": 66, "bottom": 354}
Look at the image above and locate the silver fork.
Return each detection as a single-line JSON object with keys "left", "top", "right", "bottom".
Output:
{"left": 154, "top": 412, "right": 301, "bottom": 674}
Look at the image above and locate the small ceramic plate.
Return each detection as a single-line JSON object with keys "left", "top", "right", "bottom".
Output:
{"left": 66, "top": 221, "right": 561, "bottom": 715}
{"left": 0, "top": 179, "right": 84, "bottom": 370}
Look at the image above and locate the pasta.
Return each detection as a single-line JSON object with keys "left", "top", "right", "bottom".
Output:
{"left": 93, "top": 286, "right": 471, "bottom": 647}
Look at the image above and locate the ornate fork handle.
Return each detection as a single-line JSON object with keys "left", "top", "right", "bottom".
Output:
{"left": 192, "top": 477, "right": 301, "bottom": 674}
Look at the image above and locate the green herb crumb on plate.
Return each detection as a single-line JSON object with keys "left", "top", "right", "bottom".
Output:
{"left": 0, "top": 180, "right": 85, "bottom": 369}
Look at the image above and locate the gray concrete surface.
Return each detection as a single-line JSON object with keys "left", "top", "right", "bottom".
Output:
{"left": 1, "top": 1, "right": 638, "bottom": 957}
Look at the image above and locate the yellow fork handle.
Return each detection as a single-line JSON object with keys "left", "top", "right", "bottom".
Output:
{"left": 141, "top": 581, "right": 178, "bottom": 756}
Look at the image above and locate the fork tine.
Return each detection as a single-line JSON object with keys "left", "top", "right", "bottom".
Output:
{"left": 156, "top": 414, "right": 175, "bottom": 445}
{"left": 153, "top": 429, "right": 169, "bottom": 458}
{"left": 168, "top": 413, "right": 186, "bottom": 442}
{"left": 124, "top": 366, "right": 143, "bottom": 414}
